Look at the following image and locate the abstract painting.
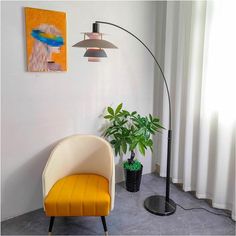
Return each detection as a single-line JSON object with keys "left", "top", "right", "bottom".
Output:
{"left": 25, "top": 7, "right": 67, "bottom": 72}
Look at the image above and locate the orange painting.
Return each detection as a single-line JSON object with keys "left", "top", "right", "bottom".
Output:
{"left": 25, "top": 7, "right": 67, "bottom": 72}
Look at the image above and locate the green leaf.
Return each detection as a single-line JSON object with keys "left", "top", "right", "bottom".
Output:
{"left": 153, "top": 118, "right": 160, "bottom": 122}
{"left": 110, "top": 140, "right": 116, "bottom": 145}
{"left": 131, "top": 111, "right": 137, "bottom": 116}
{"left": 104, "top": 129, "right": 111, "bottom": 137}
{"left": 154, "top": 123, "right": 165, "bottom": 130}
{"left": 107, "top": 107, "right": 114, "bottom": 115}
{"left": 149, "top": 114, "right": 153, "bottom": 121}
{"left": 149, "top": 129, "right": 155, "bottom": 134}
{"left": 122, "top": 109, "right": 128, "bottom": 113}
{"left": 126, "top": 137, "right": 132, "bottom": 144}
{"left": 138, "top": 143, "right": 145, "bottom": 156}
{"left": 109, "top": 129, "right": 119, "bottom": 136}
{"left": 115, "top": 146, "right": 119, "bottom": 156}
{"left": 147, "top": 139, "right": 153, "bottom": 147}
{"left": 115, "top": 103, "right": 123, "bottom": 115}
{"left": 122, "top": 142, "right": 127, "bottom": 154}
{"left": 114, "top": 133, "right": 122, "bottom": 139}
{"left": 104, "top": 115, "right": 113, "bottom": 119}
{"left": 150, "top": 126, "right": 158, "bottom": 132}
{"left": 121, "top": 110, "right": 130, "bottom": 117}
{"left": 130, "top": 141, "right": 137, "bottom": 151}
{"left": 114, "top": 143, "right": 121, "bottom": 156}
{"left": 150, "top": 146, "right": 153, "bottom": 152}
{"left": 135, "top": 128, "right": 145, "bottom": 136}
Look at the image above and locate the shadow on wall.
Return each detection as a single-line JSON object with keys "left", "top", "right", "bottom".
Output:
{"left": 3, "top": 142, "right": 57, "bottom": 221}
{"left": 97, "top": 112, "right": 125, "bottom": 183}
{"left": 115, "top": 156, "right": 125, "bottom": 183}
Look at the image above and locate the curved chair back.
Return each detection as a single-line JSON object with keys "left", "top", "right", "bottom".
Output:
{"left": 42, "top": 134, "right": 115, "bottom": 210}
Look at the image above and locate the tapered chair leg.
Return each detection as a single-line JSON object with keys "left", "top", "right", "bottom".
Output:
{"left": 48, "top": 216, "right": 55, "bottom": 235}
{"left": 101, "top": 216, "right": 108, "bottom": 235}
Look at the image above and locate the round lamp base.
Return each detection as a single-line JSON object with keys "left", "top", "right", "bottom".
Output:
{"left": 144, "top": 195, "right": 176, "bottom": 216}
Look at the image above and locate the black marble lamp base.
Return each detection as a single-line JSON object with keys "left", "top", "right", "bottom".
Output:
{"left": 144, "top": 195, "right": 176, "bottom": 216}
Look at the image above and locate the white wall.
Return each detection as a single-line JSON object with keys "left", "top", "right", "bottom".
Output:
{"left": 1, "top": 1, "right": 163, "bottom": 220}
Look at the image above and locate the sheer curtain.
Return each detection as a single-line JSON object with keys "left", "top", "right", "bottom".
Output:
{"left": 155, "top": 1, "right": 235, "bottom": 220}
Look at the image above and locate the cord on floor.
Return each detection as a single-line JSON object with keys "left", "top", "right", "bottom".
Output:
{"left": 175, "top": 202, "right": 232, "bottom": 219}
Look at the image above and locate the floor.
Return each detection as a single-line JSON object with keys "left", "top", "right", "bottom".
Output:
{"left": 1, "top": 173, "right": 235, "bottom": 235}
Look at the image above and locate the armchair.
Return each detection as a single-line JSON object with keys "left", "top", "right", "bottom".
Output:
{"left": 42, "top": 134, "right": 115, "bottom": 235}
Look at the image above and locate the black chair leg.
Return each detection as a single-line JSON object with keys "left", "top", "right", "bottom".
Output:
{"left": 48, "top": 216, "right": 55, "bottom": 235}
{"left": 101, "top": 216, "right": 108, "bottom": 235}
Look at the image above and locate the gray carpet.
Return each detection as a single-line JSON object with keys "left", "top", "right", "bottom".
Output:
{"left": 1, "top": 173, "right": 235, "bottom": 235}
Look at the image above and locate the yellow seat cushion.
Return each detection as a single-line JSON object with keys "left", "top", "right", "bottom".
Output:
{"left": 44, "top": 174, "right": 110, "bottom": 216}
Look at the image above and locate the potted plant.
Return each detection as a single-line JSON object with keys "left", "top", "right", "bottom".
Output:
{"left": 103, "top": 103, "right": 164, "bottom": 192}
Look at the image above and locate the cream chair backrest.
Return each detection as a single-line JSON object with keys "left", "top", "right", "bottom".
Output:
{"left": 42, "top": 134, "right": 115, "bottom": 210}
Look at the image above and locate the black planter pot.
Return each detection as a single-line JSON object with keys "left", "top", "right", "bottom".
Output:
{"left": 124, "top": 165, "right": 143, "bottom": 192}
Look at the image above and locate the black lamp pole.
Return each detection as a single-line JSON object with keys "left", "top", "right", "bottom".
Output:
{"left": 94, "top": 21, "right": 176, "bottom": 216}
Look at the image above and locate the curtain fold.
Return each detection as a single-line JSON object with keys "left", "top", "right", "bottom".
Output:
{"left": 155, "top": 1, "right": 235, "bottom": 220}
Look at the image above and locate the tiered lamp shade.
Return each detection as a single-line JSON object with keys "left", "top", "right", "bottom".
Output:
{"left": 72, "top": 32, "right": 117, "bottom": 62}
{"left": 72, "top": 38, "right": 118, "bottom": 49}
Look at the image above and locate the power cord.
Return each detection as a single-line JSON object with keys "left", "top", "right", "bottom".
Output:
{"left": 175, "top": 202, "right": 232, "bottom": 219}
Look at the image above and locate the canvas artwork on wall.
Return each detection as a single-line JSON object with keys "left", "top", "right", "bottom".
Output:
{"left": 25, "top": 7, "right": 67, "bottom": 72}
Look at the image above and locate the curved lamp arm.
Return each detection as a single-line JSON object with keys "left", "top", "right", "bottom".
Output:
{"left": 94, "top": 21, "right": 174, "bottom": 206}
{"left": 95, "top": 21, "right": 172, "bottom": 130}
{"left": 74, "top": 21, "right": 176, "bottom": 213}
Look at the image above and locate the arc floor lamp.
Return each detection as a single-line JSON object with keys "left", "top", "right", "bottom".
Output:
{"left": 73, "top": 21, "right": 176, "bottom": 216}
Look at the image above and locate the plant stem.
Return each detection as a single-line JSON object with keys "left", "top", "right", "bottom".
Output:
{"left": 128, "top": 150, "right": 135, "bottom": 164}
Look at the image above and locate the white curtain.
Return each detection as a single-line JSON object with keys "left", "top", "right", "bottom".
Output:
{"left": 155, "top": 1, "right": 236, "bottom": 220}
